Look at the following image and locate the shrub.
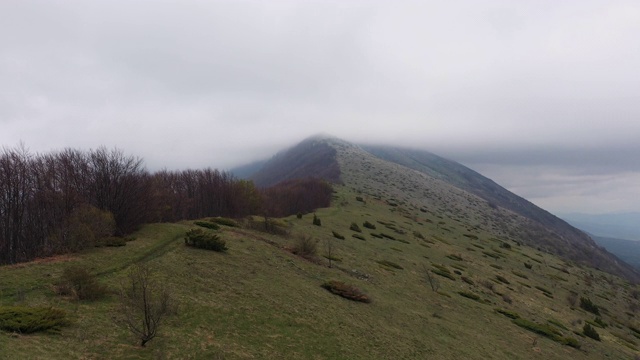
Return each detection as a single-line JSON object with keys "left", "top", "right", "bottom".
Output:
{"left": 352, "top": 234, "right": 366, "bottom": 241}
{"left": 500, "top": 242, "right": 511, "bottom": 249}
{"left": 496, "top": 275, "right": 510, "bottom": 285}
{"left": 458, "top": 291, "right": 480, "bottom": 301}
{"left": 0, "top": 306, "right": 70, "bottom": 333}
{"left": 496, "top": 308, "right": 520, "bottom": 319}
{"left": 363, "top": 221, "right": 376, "bottom": 230}
{"left": 461, "top": 276, "right": 475, "bottom": 285}
{"left": 313, "top": 214, "right": 322, "bottom": 226}
{"left": 184, "top": 229, "right": 228, "bottom": 252}
{"left": 296, "top": 212, "right": 303, "bottom": 219}
{"left": 321, "top": 281, "right": 370, "bottom": 303}
{"left": 513, "top": 318, "right": 562, "bottom": 340}
{"left": 432, "top": 269, "right": 456, "bottom": 281}
{"left": 292, "top": 235, "right": 317, "bottom": 258}
{"left": 57, "top": 265, "right": 109, "bottom": 301}
{"left": 524, "top": 262, "right": 533, "bottom": 269}
{"left": 95, "top": 236, "right": 127, "bottom": 247}
{"left": 370, "top": 233, "right": 383, "bottom": 239}
{"left": 580, "top": 297, "right": 600, "bottom": 315}
{"left": 332, "top": 231, "right": 345, "bottom": 240}
{"left": 376, "top": 260, "right": 403, "bottom": 270}
{"left": 446, "top": 254, "right": 463, "bottom": 261}
{"left": 349, "top": 222, "right": 362, "bottom": 233}
{"left": 194, "top": 221, "right": 220, "bottom": 230}
{"left": 380, "top": 233, "right": 396, "bottom": 241}
{"left": 583, "top": 323, "right": 601, "bottom": 341}
{"left": 210, "top": 217, "right": 238, "bottom": 227}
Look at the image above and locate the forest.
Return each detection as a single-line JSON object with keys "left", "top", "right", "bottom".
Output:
{"left": 0, "top": 145, "right": 332, "bottom": 265}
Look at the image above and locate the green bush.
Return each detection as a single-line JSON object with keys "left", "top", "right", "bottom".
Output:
{"left": 524, "top": 262, "right": 533, "bottom": 269}
{"left": 313, "top": 214, "right": 322, "bottom": 226}
{"left": 184, "top": 229, "right": 228, "bottom": 252}
{"left": 194, "top": 221, "right": 220, "bottom": 230}
{"left": 332, "top": 231, "right": 345, "bottom": 240}
{"left": 583, "top": 323, "right": 601, "bottom": 341}
{"left": 0, "top": 306, "right": 70, "bottom": 333}
{"left": 321, "top": 281, "right": 370, "bottom": 303}
{"left": 376, "top": 260, "right": 403, "bottom": 270}
{"left": 352, "top": 234, "right": 366, "bottom": 241}
{"left": 495, "top": 275, "right": 510, "bottom": 284}
{"left": 210, "top": 217, "right": 238, "bottom": 227}
{"left": 95, "top": 236, "right": 127, "bottom": 247}
{"left": 370, "top": 233, "right": 383, "bottom": 239}
{"left": 580, "top": 297, "right": 600, "bottom": 315}
{"left": 458, "top": 291, "right": 480, "bottom": 301}
{"left": 363, "top": 221, "right": 376, "bottom": 230}
{"left": 495, "top": 309, "right": 520, "bottom": 319}
{"left": 57, "top": 265, "right": 109, "bottom": 301}
{"left": 349, "top": 222, "right": 362, "bottom": 233}
{"left": 432, "top": 269, "right": 456, "bottom": 281}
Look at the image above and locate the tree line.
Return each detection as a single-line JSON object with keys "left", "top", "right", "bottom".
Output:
{"left": 0, "top": 145, "right": 332, "bottom": 265}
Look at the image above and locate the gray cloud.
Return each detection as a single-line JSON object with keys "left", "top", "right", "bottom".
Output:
{"left": 1, "top": 0, "right": 639, "bottom": 213}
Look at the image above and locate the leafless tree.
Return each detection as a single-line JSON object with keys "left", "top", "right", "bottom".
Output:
{"left": 422, "top": 264, "right": 440, "bottom": 292}
{"left": 116, "top": 263, "right": 175, "bottom": 347}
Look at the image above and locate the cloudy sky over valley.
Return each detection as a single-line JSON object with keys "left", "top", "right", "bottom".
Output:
{"left": 1, "top": 0, "right": 639, "bottom": 215}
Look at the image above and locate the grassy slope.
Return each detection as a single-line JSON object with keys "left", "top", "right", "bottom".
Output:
{"left": 2, "top": 147, "right": 640, "bottom": 358}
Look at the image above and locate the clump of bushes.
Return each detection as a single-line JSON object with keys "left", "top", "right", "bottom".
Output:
{"left": 495, "top": 275, "right": 510, "bottom": 285}
{"left": 580, "top": 297, "right": 600, "bottom": 315}
{"left": 363, "top": 221, "right": 376, "bottom": 230}
{"left": 512, "top": 318, "right": 580, "bottom": 348}
{"left": 210, "top": 217, "right": 238, "bottom": 227}
{"left": 292, "top": 235, "right": 317, "bottom": 258}
{"left": 313, "top": 214, "right": 322, "bottom": 226}
{"left": 321, "top": 280, "right": 371, "bottom": 303}
{"left": 332, "top": 231, "right": 345, "bottom": 240}
{"left": 56, "top": 265, "right": 109, "bottom": 301}
{"left": 349, "top": 222, "right": 362, "bottom": 233}
{"left": 583, "top": 323, "right": 601, "bottom": 341}
{"left": 184, "top": 229, "right": 228, "bottom": 252}
{"left": 0, "top": 306, "right": 70, "bottom": 333}
{"left": 194, "top": 221, "right": 220, "bottom": 230}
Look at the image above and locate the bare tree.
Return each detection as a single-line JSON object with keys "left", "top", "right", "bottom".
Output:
{"left": 324, "top": 237, "right": 335, "bottom": 268}
{"left": 422, "top": 264, "right": 440, "bottom": 292}
{"left": 117, "top": 263, "right": 174, "bottom": 347}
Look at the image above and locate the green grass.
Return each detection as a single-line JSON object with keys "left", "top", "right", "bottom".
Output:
{"left": 0, "top": 182, "right": 638, "bottom": 359}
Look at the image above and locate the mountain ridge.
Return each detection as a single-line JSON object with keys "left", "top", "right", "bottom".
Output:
{"left": 242, "top": 135, "right": 640, "bottom": 283}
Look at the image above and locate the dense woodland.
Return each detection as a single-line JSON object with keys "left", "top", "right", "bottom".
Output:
{"left": 0, "top": 146, "right": 332, "bottom": 265}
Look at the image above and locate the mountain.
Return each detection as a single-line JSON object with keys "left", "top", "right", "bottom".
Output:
{"left": 246, "top": 135, "right": 640, "bottom": 283}
{"left": 560, "top": 212, "right": 640, "bottom": 241}
{"left": 249, "top": 135, "right": 341, "bottom": 187}
{"left": 6, "top": 134, "right": 640, "bottom": 359}
{"left": 591, "top": 234, "right": 640, "bottom": 270}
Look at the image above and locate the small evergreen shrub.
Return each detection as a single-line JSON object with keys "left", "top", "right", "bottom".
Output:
{"left": 461, "top": 276, "right": 475, "bottom": 285}
{"left": 370, "top": 233, "right": 383, "bottom": 239}
{"left": 210, "top": 217, "right": 238, "bottom": 227}
{"left": 332, "top": 231, "right": 345, "bottom": 240}
{"left": 321, "top": 281, "right": 371, "bottom": 303}
{"left": 0, "top": 306, "right": 70, "bottom": 333}
{"left": 363, "top": 221, "right": 376, "bottom": 230}
{"left": 380, "top": 233, "right": 396, "bottom": 240}
{"left": 296, "top": 212, "right": 303, "bottom": 219}
{"left": 194, "top": 221, "right": 220, "bottom": 230}
{"left": 57, "top": 265, "right": 109, "bottom": 301}
{"left": 496, "top": 275, "right": 510, "bottom": 285}
{"left": 376, "top": 260, "right": 404, "bottom": 270}
{"left": 313, "top": 214, "right": 322, "bottom": 226}
{"left": 413, "top": 231, "right": 425, "bottom": 240}
{"left": 184, "top": 229, "right": 228, "bottom": 252}
{"left": 580, "top": 297, "right": 600, "bottom": 315}
{"left": 95, "top": 236, "right": 126, "bottom": 247}
{"left": 446, "top": 254, "right": 463, "bottom": 261}
{"left": 458, "top": 291, "right": 480, "bottom": 301}
{"left": 349, "top": 222, "right": 362, "bottom": 233}
{"left": 583, "top": 323, "right": 601, "bottom": 341}
{"left": 524, "top": 262, "right": 533, "bottom": 269}
{"left": 352, "top": 234, "right": 366, "bottom": 241}
{"left": 496, "top": 308, "right": 520, "bottom": 319}
{"left": 432, "top": 269, "right": 456, "bottom": 281}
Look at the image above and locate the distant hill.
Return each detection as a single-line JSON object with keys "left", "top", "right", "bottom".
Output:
{"left": 591, "top": 234, "right": 640, "bottom": 270}
{"left": 244, "top": 135, "right": 640, "bottom": 282}
{"left": 560, "top": 212, "right": 640, "bottom": 241}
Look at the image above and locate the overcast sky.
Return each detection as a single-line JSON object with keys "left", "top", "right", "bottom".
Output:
{"left": 2, "top": 1, "right": 639, "bottom": 215}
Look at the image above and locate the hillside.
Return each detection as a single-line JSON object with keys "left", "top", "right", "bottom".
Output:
{"left": 3, "top": 135, "right": 640, "bottom": 359}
